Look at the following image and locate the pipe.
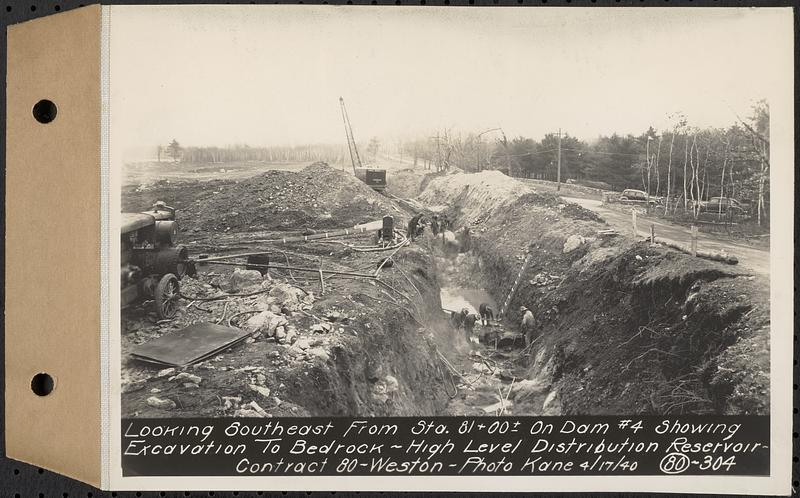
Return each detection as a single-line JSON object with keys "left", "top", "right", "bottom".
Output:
{"left": 374, "top": 238, "right": 410, "bottom": 276}
{"left": 202, "top": 260, "right": 378, "bottom": 278}
{"left": 198, "top": 251, "right": 272, "bottom": 263}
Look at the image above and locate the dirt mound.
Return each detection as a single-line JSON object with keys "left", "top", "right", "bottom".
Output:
{"left": 511, "top": 193, "right": 604, "bottom": 223}
{"left": 384, "top": 168, "right": 427, "bottom": 199}
{"left": 418, "top": 171, "right": 532, "bottom": 222}
{"left": 122, "top": 162, "right": 402, "bottom": 233}
{"left": 417, "top": 172, "right": 603, "bottom": 227}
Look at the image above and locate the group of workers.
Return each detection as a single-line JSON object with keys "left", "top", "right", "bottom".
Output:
{"left": 429, "top": 214, "right": 450, "bottom": 237}
{"left": 407, "top": 213, "right": 452, "bottom": 242}
{"left": 449, "top": 303, "right": 537, "bottom": 348}
{"left": 404, "top": 213, "right": 539, "bottom": 349}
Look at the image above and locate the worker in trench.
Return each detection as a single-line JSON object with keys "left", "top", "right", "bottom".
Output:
{"left": 430, "top": 215, "right": 440, "bottom": 237}
{"left": 450, "top": 309, "right": 464, "bottom": 329}
{"left": 479, "top": 303, "right": 495, "bottom": 326}
{"left": 461, "top": 225, "right": 472, "bottom": 252}
{"left": 461, "top": 308, "right": 478, "bottom": 345}
{"left": 439, "top": 214, "right": 450, "bottom": 245}
{"left": 520, "top": 305, "right": 537, "bottom": 348}
{"left": 407, "top": 213, "right": 426, "bottom": 241}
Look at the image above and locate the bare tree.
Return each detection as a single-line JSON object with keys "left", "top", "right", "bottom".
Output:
{"left": 689, "top": 134, "right": 699, "bottom": 218}
{"left": 654, "top": 135, "right": 662, "bottom": 197}
{"left": 683, "top": 135, "right": 690, "bottom": 211}
{"left": 664, "top": 131, "right": 675, "bottom": 215}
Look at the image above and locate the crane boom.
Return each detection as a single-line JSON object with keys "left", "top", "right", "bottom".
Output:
{"left": 339, "top": 97, "right": 363, "bottom": 175}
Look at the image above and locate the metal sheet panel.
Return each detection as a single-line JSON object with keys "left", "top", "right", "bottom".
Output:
{"left": 129, "top": 322, "right": 251, "bottom": 367}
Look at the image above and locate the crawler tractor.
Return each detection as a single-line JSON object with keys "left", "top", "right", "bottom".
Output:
{"left": 121, "top": 201, "right": 191, "bottom": 319}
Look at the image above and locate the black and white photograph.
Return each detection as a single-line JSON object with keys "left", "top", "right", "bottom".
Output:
{"left": 102, "top": 4, "right": 797, "bottom": 491}
{"left": 3, "top": 2, "right": 793, "bottom": 493}
{"left": 115, "top": 6, "right": 786, "bottom": 422}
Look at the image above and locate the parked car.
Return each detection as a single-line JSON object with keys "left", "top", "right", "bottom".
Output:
{"left": 702, "top": 197, "right": 749, "bottom": 216}
{"left": 619, "top": 189, "right": 658, "bottom": 205}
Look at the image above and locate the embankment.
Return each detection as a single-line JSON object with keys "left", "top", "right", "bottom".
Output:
{"left": 417, "top": 171, "right": 770, "bottom": 415}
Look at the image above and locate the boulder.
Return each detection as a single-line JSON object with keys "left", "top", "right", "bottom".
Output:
{"left": 307, "top": 347, "right": 330, "bottom": 362}
{"left": 542, "top": 390, "right": 561, "bottom": 415}
{"left": 121, "top": 379, "right": 147, "bottom": 394}
{"left": 146, "top": 397, "right": 176, "bottom": 410}
{"left": 324, "top": 310, "right": 343, "bottom": 322}
{"left": 229, "top": 268, "right": 264, "bottom": 292}
{"left": 250, "top": 384, "right": 271, "bottom": 398}
{"left": 156, "top": 367, "right": 176, "bottom": 378}
{"left": 244, "top": 401, "right": 269, "bottom": 417}
{"left": 562, "top": 234, "right": 585, "bottom": 254}
{"left": 234, "top": 408, "right": 265, "bottom": 418}
{"left": 222, "top": 396, "right": 242, "bottom": 410}
{"left": 510, "top": 379, "right": 549, "bottom": 402}
{"left": 169, "top": 372, "right": 202, "bottom": 384}
{"left": 269, "top": 283, "right": 313, "bottom": 311}
{"left": 244, "top": 311, "right": 288, "bottom": 336}
{"left": 285, "top": 326, "right": 298, "bottom": 345}
{"left": 310, "top": 323, "right": 332, "bottom": 334}
{"left": 384, "top": 375, "right": 399, "bottom": 393}
{"left": 294, "top": 338, "right": 312, "bottom": 351}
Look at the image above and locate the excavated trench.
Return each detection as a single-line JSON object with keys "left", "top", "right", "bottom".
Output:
{"left": 432, "top": 245, "right": 548, "bottom": 417}
{"left": 412, "top": 171, "right": 770, "bottom": 416}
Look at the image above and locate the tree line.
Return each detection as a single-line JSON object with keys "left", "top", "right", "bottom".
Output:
{"left": 155, "top": 102, "right": 770, "bottom": 224}
{"left": 157, "top": 140, "right": 350, "bottom": 166}
{"left": 399, "top": 102, "right": 770, "bottom": 224}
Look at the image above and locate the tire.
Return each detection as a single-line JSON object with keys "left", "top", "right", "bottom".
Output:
{"left": 154, "top": 273, "right": 180, "bottom": 319}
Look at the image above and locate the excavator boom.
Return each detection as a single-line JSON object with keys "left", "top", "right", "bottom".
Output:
{"left": 339, "top": 97, "right": 363, "bottom": 175}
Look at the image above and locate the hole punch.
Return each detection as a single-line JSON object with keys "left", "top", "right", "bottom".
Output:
{"left": 32, "top": 100, "right": 57, "bottom": 124}
{"left": 30, "top": 373, "right": 54, "bottom": 396}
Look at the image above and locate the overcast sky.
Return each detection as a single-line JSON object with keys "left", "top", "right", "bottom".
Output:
{"left": 109, "top": 6, "right": 792, "bottom": 159}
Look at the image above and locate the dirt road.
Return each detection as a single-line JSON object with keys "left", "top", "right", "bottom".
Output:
{"left": 561, "top": 196, "right": 769, "bottom": 276}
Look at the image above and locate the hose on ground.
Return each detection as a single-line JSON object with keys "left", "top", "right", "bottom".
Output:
{"left": 179, "top": 288, "right": 271, "bottom": 302}
{"left": 227, "top": 309, "right": 265, "bottom": 328}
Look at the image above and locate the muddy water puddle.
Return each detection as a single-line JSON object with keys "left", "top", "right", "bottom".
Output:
{"left": 436, "top": 259, "right": 542, "bottom": 416}
{"left": 439, "top": 287, "right": 496, "bottom": 315}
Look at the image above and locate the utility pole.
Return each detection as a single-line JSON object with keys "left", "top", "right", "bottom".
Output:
{"left": 500, "top": 128, "right": 512, "bottom": 178}
{"left": 556, "top": 128, "right": 562, "bottom": 191}
{"left": 436, "top": 131, "right": 442, "bottom": 172}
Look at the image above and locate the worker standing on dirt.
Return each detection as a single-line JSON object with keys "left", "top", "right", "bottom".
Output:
{"left": 461, "top": 225, "right": 471, "bottom": 252}
{"left": 479, "top": 303, "right": 495, "bottom": 326}
{"left": 450, "top": 309, "right": 464, "bottom": 329}
{"left": 520, "top": 306, "right": 536, "bottom": 347}
{"left": 431, "top": 215, "right": 440, "bottom": 236}
{"left": 461, "top": 308, "right": 477, "bottom": 344}
{"left": 407, "top": 213, "right": 424, "bottom": 241}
